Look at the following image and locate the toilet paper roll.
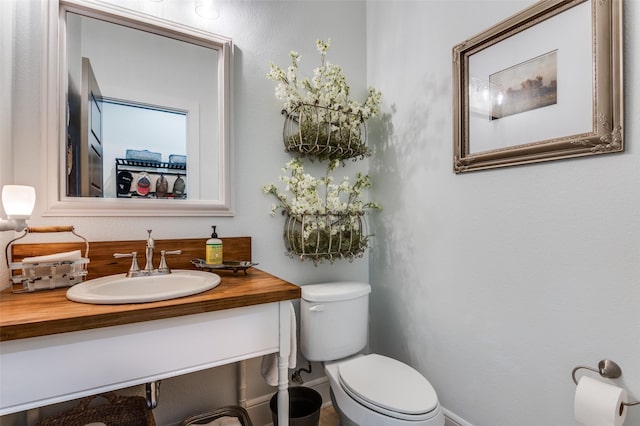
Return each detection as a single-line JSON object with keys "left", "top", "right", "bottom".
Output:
{"left": 575, "top": 376, "right": 628, "bottom": 426}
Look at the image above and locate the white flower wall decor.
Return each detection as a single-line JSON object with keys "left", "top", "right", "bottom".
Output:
{"left": 264, "top": 40, "right": 381, "bottom": 264}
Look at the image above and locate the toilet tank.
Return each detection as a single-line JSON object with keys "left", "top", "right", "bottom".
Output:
{"left": 300, "top": 282, "right": 371, "bottom": 362}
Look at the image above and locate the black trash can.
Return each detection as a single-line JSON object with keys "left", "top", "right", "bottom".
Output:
{"left": 269, "top": 386, "right": 322, "bottom": 426}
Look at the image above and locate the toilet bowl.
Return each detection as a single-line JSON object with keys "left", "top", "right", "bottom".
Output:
{"left": 325, "top": 355, "right": 444, "bottom": 426}
{"left": 300, "top": 282, "right": 445, "bottom": 426}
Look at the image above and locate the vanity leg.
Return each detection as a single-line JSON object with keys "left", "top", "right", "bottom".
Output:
{"left": 277, "top": 357, "right": 290, "bottom": 426}
{"left": 277, "top": 301, "right": 291, "bottom": 426}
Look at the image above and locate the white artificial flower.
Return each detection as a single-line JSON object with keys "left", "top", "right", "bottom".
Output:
{"left": 267, "top": 40, "right": 382, "bottom": 155}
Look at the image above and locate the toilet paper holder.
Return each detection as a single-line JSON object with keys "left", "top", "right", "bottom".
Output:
{"left": 572, "top": 359, "right": 640, "bottom": 407}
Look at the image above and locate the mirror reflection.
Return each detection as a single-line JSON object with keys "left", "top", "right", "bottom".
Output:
{"left": 65, "top": 10, "right": 219, "bottom": 201}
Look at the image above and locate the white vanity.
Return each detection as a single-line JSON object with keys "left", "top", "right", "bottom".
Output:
{"left": 0, "top": 268, "right": 300, "bottom": 425}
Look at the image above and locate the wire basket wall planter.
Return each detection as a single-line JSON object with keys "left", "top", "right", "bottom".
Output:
{"left": 266, "top": 40, "right": 382, "bottom": 265}
{"left": 282, "top": 103, "right": 370, "bottom": 161}
{"left": 283, "top": 211, "right": 371, "bottom": 264}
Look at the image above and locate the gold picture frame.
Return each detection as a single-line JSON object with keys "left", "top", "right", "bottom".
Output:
{"left": 452, "top": 0, "right": 624, "bottom": 173}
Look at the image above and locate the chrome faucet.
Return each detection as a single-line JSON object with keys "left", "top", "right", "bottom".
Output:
{"left": 113, "top": 230, "right": 181, "bottom": 277}
{"left": 144, "top": 229, "right": 155, "bottom": 273}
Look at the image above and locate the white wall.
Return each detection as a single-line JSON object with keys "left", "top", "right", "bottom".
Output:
{"left": 2, "top": 0, "right": 367, "bottom": 424}
{"left": 4, "top": 1, "right": 369, "bottom": 291}
{"left": 367, "top": 1, "right": 640, "bottom": 425}
{"left": 0, "top": 0, "right": 16, "bottom": 277}
{"left": 75, "top": 12, "right": 218, "bottom": 199}
{"left": 4, "top": 0, "right": 639, "bottom": 425}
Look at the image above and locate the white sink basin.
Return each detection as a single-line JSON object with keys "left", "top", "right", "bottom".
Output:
{"left": 66, "top": 270, "right": 221, "bottom": 304}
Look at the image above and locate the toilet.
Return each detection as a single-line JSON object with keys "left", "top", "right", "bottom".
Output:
{"left": 300, "top": 282, "right": 444, "bottom": 426}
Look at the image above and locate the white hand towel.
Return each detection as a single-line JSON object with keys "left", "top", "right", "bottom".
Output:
{"left": 261, "top": 302, "right": 297, "bottom": 386}
{"left": 21, "top": 250, "right": 82, "bottom": 264}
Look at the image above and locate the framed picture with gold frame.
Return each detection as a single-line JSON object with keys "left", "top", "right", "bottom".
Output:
{"left": 452, "top": 0, "right": 624, "bottom": 173}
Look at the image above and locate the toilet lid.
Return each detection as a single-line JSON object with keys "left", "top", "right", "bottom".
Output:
{"left": 338, "top": 354, "right": 439, "bottom": 420}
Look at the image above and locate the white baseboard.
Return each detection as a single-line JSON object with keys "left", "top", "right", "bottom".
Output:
{"left": 443, "top": 407, "right": 474, "bottom": 426}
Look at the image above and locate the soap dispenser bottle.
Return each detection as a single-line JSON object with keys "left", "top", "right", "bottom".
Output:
{"left": 206, "top": 226, "right": 223, "bottom": 265}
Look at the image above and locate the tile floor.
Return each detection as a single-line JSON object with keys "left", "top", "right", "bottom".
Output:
{"left": 319, "top": 405, "right": 340, "bottom": 425}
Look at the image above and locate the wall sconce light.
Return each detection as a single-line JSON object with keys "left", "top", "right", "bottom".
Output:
{"left": 195, "top": 0, "right": 220, "bottom": 19}
{"left": 0, "top": 185, "right": 36, "bottom": 232}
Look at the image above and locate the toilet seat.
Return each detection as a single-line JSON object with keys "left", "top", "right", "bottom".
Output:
{"left": 337, "top": 354, "right": 439, "bottom": 421}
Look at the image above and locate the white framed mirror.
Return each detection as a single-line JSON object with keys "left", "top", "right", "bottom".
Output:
{"left": 43, "top": 0, "right": 234, "bottom": 216}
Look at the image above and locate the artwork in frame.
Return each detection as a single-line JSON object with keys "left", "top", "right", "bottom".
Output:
{"left": 490, "top": 50, "right": 558, "bottom": 121}
{"left": 452, "top": 0, "right": 624, "bottom": 173}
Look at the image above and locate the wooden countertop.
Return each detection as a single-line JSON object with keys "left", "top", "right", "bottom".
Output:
{"left": 0, "top": 268, "right": 300, "bottom": 342}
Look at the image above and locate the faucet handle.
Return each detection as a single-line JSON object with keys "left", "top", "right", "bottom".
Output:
{"left": 158, "top": 250, "right": 182, "bottom": 274}
{"left": 114, "top": 252, "right": 139, "bottom": 276}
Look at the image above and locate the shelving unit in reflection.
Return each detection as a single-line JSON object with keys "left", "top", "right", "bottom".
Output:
{"left": 115, "top": 158, "right": 187, "bottom": 199}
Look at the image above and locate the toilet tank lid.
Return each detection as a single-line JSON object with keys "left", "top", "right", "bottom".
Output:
{"left": 301, "top": 282, "right": 371, "bottom": 302}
